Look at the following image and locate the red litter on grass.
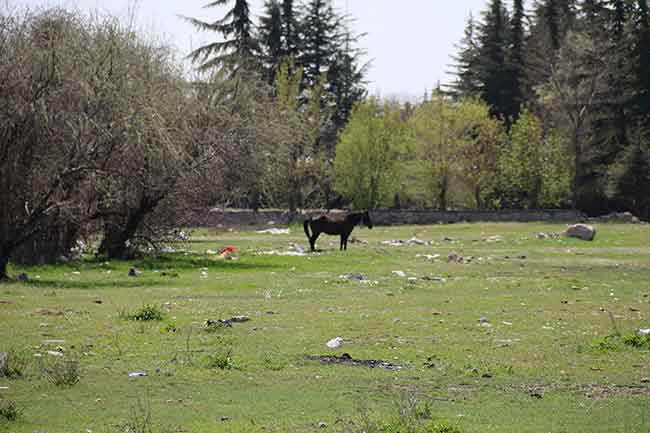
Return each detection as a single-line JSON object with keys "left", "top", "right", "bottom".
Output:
{"left": 219, "top": 246, "right": 237, "bottom": 257}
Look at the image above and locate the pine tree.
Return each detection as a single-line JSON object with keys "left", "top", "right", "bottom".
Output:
{"left": 281, "top": 0, "right": 300, "bottom": 59}
{"left": 299, "top": 0, "right": 343, "bottom": 88}
{"left": 608, "top": 0, "right": 630, "bottom": 152}
{"left": 182, "top": 0, "right": 258, "bottom": 71}
{"left": 328, "top": 28, "right": 369, "bottom": 128}
{"left": 580, "top": 0, "right": 606, "bottom": 33}
{"left": 476, "top": 0, "right": 514, "bottom": 120}
{"left": 258, "top": 0, "right": 283, "bottom": 82}
{"left": 524, "top": 0, "right": 576, "bottom": 98}
{"left": 510, "top": 0, "right": 527, "bottom": 117}
{"left": 545, "top": 0, "right": 562, "bottom": 50}
{"left": 633, "top": 0, "right": 650, "bottom": 125}
{"left": 449, "top": 13, "right": 481, "bottom": 98}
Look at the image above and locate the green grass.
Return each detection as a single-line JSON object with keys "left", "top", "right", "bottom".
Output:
{"left": 1, "top": 222, "right": 650, "bottom": 432}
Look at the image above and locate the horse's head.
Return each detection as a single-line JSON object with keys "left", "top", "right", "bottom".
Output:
{"left": 363, "top": 211, "right": 373, "bottom": 229}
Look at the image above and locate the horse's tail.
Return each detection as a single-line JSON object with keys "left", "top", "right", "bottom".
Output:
{"left": 303, "top": 218, "right": 311, "bottom": 238}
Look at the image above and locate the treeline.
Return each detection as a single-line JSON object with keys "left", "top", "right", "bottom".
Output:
{"left": 183, "top": 0, "right": 368, "bottom": 152}
{"left": 336, "top": 0, "right": 650, "bottom": 216}
{"left": 449, "top": 0, "right": 650, "bottom": 217}
{"left": 334, "top": 96, "right": 570, "bottom": 210}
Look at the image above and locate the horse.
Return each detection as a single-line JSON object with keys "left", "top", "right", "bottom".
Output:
{"left": 303, "top": 211, "right": 373, "bottom": 252}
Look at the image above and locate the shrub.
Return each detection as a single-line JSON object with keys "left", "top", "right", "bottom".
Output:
{"left": 593, "top": 333, "right": 650, "bottom": 352}
{"left": 44, "top": 358, "right": 80, "bottom": 387}
{"left": 205, "top": 349, "right": 236, "bottom": 370}
{"left": 0, "top": 399, "right": 21, "bottom": 422}
{"left": 124, "top": 305, "right": 165, "bottom": 322}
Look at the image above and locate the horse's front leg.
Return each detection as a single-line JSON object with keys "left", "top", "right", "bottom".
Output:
{"left": 310, "top": 232, "right": 320, "bottom": 252}
{"left": 340, "top": 235, "right": 344, "bottom": 251}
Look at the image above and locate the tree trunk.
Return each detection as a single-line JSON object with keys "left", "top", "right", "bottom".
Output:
{"left": 0, "top": 253, "right": 8, "bottom": 281}
{"left": 572, "top": 128, "right": 581, "bottom": 210}
{"left": 99, "top": 211, "right": 147, "bottom": 259}
{"left": 474, "top": 186, "right": 482, "bottom": 210}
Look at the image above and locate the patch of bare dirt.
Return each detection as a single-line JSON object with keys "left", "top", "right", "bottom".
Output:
{"left": 308, "top": 353, "right": 403, "bottom": 370}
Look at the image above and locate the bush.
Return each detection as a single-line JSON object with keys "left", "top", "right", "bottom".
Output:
{"left": 205, "top": 349, "right": 236, "bottom": 370}
{"left": 593, "top": 333, "right": 650, "bottom": 352}
{"left": 0, "top": 399, "right": 21, "bottom": 422}
{"left": 124, "top": 305, "right": 165, "bottom": 322}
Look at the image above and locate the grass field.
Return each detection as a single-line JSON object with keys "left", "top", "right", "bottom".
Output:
{"left": 1, "top": 222, "right": 650, "bottom": 433}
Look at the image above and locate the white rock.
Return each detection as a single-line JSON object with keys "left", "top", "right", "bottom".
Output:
{"left": 392, "top": 270, "right": 407, "bottom": 278}
{"left": 326, "top": 337, "right": 343, "bottom": 349}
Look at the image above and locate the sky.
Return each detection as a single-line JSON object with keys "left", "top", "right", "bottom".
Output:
{"left": 13, "top": 0, "right": 490, "bottom": 99}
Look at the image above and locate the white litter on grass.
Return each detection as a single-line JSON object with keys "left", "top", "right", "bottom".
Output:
{"left": 326, "top": 337, "right": 343, "bottom": 349}
{"left": 416, "top": 254, "right": 441, "bottom": 261}
{"left": 129, "top": 372, "right": 148, "bottom": 377}
{"left": 392, "top": 270, "right": 407, "bottom": 278}
{"left": 256, "top": 228, "right": 290, "bottom": 235}
{"left": 47, "top": 351, "right": 64, "bottom": 357}
{"left": 638, "top": 329, "right": 650, "bottom": 336}
{"left": 258, "top": 250, "right": 307, "bottom": 256}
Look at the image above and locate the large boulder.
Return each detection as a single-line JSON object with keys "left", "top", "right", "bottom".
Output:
{"left": 565, "top": 224, "right": 596, "bottom": 241}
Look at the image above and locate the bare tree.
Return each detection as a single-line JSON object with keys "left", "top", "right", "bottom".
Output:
{"left": 540, "top": 31, "right": 609, "bottom": 209}
{"left": 0, "top": 9, "right": 133, "bottom": 278}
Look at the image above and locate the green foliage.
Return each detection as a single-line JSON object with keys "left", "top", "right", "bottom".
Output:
{"left": 334, "top": 98, "right": 407, "bottom": 208}
{"left": 409, "top": 96, "right": 503, "bottom": 210}
{"left": 593, "top": 333, "right": 650, "bottom": 352}
{"left": 124, "top": 304, "right": 165, "bottom": 322}
{"left": 204, "top": 348, "right": 237, "bottom": 370}
{"left": 499, "top": 108, "right": 571, "bottom": 208}
{"left": 0, "top": 399, "right": 21, "bottom": 422}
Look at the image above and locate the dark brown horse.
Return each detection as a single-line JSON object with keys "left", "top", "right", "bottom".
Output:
{"left": 303, "top": 211, "right": 373, "bottom": 252}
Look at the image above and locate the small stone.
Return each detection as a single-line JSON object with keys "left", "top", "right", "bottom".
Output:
{"left": 340, "top": 273, "right": 364, "bottom": 281}
{"left": 230, "top": 315, "right": 250, "bottom": 323}
{"left": 482, "top": 372, "right": 493, "bottom": 379}
{"left": 641, "top": 378, "right": 650, "bottom": 384}
{"left": 220, "top": 416, "right": 230, "bottom": 422}
{"left": 392, "top": 270, "right": 407, "bottom": 278}
{"left": 128, "top": 268, "right": 141, "bottom": 277}
{"left": 318, "top": 422, "right": 328, "bottom": 429}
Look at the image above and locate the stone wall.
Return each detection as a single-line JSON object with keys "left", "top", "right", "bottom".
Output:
{"left": 185, "top": 208, "right": 584, "bottom": 228}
